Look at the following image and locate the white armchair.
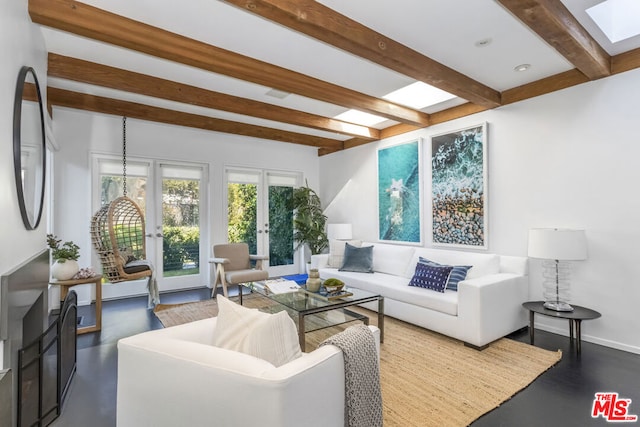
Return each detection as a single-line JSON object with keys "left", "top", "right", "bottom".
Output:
{"left": 116, "top": 316, "right": 380, "bottom": 427}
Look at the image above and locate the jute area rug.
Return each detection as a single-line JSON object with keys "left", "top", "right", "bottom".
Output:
{"left": 154, "top": 295, "right": 561, "bottom": 427}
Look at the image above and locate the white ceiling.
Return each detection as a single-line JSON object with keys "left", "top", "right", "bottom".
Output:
{"left": 37, "top": 0, "right": 640, "bottom": 146}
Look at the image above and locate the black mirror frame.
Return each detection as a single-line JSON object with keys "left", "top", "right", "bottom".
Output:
{"left": 13, "top": 66, "right": 46, "bottom": 231}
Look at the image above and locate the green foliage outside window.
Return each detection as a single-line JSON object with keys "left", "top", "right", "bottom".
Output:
{"left": 227, "top": 183, "right": 258, "bottom": 255}
{"left": 268, "top": 186, "right": 294, "bottom": 266}
{"left": 162, "top": 179, "right": 200, "bottom": 274}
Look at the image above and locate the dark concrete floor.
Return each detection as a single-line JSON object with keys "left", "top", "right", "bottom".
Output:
{"left": 50, "top": 288, "right": 640, "bottom": 427}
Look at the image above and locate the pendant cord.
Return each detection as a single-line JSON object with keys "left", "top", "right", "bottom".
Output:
{"left": 122, "top": 116, "right": 127, "bottom": 197}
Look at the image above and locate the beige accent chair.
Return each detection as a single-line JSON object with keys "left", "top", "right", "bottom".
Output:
{"left": 209, "top": 243, "right": 269, "bottom": 297}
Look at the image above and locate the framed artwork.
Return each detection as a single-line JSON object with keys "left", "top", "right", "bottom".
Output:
{"left": 377, "top": 139, "right": 422, "bottom": 244}
{"left": 431, "top": 123, "right": 488, "bottom": 249}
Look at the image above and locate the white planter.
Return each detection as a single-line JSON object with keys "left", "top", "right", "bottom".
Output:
{"left": 51, "top": 259, "right": 79, "bottom": 281}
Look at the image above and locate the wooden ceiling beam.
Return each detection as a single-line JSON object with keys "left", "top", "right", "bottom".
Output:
{"left": 501, "top": 69, "right": 589, "bottom": 104}
{"left": 222, "top": 0, "right": 501, "bottom": 108}
{"left": 47, "top": 53, "right": 379, "bottom": 141}
{"left": 612, "top": 47, "right": 640, "bottom": 75}
{"left": 29, "top": 0, "right": 429, "bottom": 127}
{"left": 47, "top": 87, "right": 344, "bottom": 149}
{"left": 497, "top": 0, "right": 610, "bottom": 79}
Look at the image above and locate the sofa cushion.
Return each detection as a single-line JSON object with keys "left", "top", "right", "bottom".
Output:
{"left": 323, "top": 269, "right": 459, "bottom": 316}
{"left": 408, "top": 262, "right": 453, "bottom": 292}
{"left": 406, "top": 248, "right": 500, "bottom": 280}
{"left": 368, "top": 243, "right": 415, "bottom": 276}
{"left": 213, "top": 296, "right": 302, "bottom": 366}
{"left": 419, "top": 257, "right": 471, "bottom": 292}
{"left": 327, "top": 239, "right": 362, "bottom": 268}
{"left": 339, "top": 243, "right": 374, "bottom": 273}
{"left": 381, "top": 282, "right": 459, "bottom": 316}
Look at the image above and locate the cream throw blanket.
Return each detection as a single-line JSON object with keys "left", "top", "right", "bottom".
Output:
{"left": 320, "top": 324, "right": 383, "bottom": 427}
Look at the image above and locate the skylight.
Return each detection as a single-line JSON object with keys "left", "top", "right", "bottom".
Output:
{"left": 586, "top": 0, "right": 640, "bottom": 43}
{"left": 334, "top": 109, "right": 388, "bottom": 127}
{"left": 334, "top": 81, "right": 457, "bottom": 126}
{"left": 382, "top": 81, "right": 456, "bottom": 109}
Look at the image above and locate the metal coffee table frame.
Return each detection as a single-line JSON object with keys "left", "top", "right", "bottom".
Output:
{"left": 240, "top": 283, "right": 384, "bottom": 351}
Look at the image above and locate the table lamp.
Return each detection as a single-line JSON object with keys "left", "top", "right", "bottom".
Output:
{"left": 527, "top": 228, "right": 587, "bottom": 312}
{"left": 327, "top": 223, "right": 353, "bottom": 241}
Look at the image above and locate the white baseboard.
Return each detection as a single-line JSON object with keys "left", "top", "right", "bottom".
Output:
{"left": 533, "top": 323, "right": 640, "bottom": 355}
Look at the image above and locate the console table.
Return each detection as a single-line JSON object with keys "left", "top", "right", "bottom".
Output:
{"left": 523, "top": 301, "right": 601, "bottom": 354}
{"left": 50, "top": 275, "right": 103, "bottom": 334}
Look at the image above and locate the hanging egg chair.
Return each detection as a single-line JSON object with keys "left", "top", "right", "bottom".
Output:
{"left": 90, "top": 195, "right": 151, "bottom": 283}
{"left": 89, "top": 117, "right": 158, "bottom": 306}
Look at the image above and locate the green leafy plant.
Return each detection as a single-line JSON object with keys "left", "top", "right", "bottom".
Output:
{"left": 47, "top": 234, "right": 80, "bottom": 262}
{"left": 291, "top": 181, "right": 328, "bottom": 256}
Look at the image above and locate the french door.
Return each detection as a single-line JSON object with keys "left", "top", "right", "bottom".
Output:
{"left": 93, "top": 155, "right": 208, "bottom": 298}
{"left": 226, "top": 168, "right": 301, "bottom": 276}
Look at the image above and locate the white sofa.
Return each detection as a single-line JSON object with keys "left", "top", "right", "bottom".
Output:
{"left": 312, "top": 242, "right": 528, "bottom": 348}
{"left": 117, "top": 316, "right": 380, "bottom": 427}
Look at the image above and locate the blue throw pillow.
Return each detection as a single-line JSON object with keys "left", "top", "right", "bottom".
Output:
{"left": 408, "top": 262, "right": 453, "bottom": 292}
{"left": 418, "top": 257, "right": 471, "bottom": 292}
{"left": 339, "top": 243, "right": 374, "bottom": 273}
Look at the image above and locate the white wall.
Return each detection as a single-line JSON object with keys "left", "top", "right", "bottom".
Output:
{"left": 0, "top": 0, "right": 48, "bottom": 274}
{"left": 51, "top": 108, "right": 321, "bottom": 302}
{"left": 320, "top": 68, "right": 640, "bottom": 354}
{"left": 0, "top": 0, "right": 48, "bottom": 369}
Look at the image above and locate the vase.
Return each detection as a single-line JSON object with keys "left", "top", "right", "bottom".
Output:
{"left": 51, "top": 259, "right": 79, "bottom": 281}
{"left": 306, "top": 268, "right": 322, "bottom": 292}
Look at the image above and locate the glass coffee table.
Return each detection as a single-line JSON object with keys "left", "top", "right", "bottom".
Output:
{"left": 239, "top": 282, "right": 384, "bottom": 352}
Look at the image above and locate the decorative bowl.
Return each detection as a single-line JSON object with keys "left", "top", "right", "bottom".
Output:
{"left": 323, "top": 283, "right": 344, "bottom": 293}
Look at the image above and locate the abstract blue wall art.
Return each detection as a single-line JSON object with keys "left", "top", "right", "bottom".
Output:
{"left": 431, "top": 123, "right": 488, "bottom": 249}
{"left": 377, "top": 139, "right": 422, "bottom": 244}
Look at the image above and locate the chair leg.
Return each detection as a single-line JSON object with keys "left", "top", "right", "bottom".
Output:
{"left": 211, "top": 264, "right": 224, "bottom": 298}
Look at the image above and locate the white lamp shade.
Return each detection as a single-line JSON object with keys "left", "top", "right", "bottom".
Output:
{"left": 327, "top": 223, "right": 353, "bottom": 240}
{"left": 528, "top": 228, "right": 588, "bottom": 260}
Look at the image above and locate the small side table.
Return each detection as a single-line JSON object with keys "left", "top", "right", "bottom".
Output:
{"left": 50, "top": 275, "right": 102, "bottom": 334}
{"left": 523, "top": 301, "right": 601, "bottom": 354}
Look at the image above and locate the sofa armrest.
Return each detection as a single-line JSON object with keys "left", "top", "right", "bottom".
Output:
{"left": 457, "top": 273, "right": 528, "bottom": 347}
{"left": 116, "top": 321, "right": 381, "bottom": 427}
{"left": 311, "top": 253, "right": 329, "bottom": 269}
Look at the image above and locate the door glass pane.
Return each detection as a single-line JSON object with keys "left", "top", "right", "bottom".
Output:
{"left": 162, "top": 177, "right": 200, "bottom": 277}
{"left": 227, "top": 182, "right": 258, "bottom": 255}
{"left": 99, "top": 160, "right": 148, "bottom": 209}
{"left": 268, "top": 185, "right": 294, "bottom": 266}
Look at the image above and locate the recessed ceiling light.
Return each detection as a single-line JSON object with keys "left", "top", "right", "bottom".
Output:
{"left": 383, "top": 81, "right": 456, "bottom": 109}
{"left": 474, "top": 38, "right": 493, "bottom": 48}
{"left": 265, "top": 88, "right": 290, "bottom": 99}
{"left": 514, "top": 64, "right": 531, "bottom": 72}
{"left": 587, "top": 0, "right": 640, "bottom": 43}
{"left": 334, "top": 109, "right": 387, "bottom": 127}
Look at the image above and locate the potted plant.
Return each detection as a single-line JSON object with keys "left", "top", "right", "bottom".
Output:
{"left": 292, "top": 182, "right": 328, "bottom": 267}
{"left": 47, "top": 234, "right": 80, "bottom": 280}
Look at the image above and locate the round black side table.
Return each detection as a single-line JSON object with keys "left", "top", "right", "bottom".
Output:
{"left": 522, "top": 301, "right": 601, "bottom": 354}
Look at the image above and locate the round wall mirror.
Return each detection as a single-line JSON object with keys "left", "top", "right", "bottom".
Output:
{"left": 13, "top": 66, "right": 46, "bottom": 230}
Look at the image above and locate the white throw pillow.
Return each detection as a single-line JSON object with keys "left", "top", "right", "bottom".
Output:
{"left": 328, "top": 239, "right": 362, "bottom": 268}
{"left": 213, "top": 296, "right": 302, "bottom": 367}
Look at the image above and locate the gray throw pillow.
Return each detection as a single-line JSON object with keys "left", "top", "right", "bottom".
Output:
{"left": 339, "top": 243, "right": 374, "bottom": 273}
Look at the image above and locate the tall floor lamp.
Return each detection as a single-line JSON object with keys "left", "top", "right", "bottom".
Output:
{"left": 528, "top": 228, "right": 588, "bottom": 312}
